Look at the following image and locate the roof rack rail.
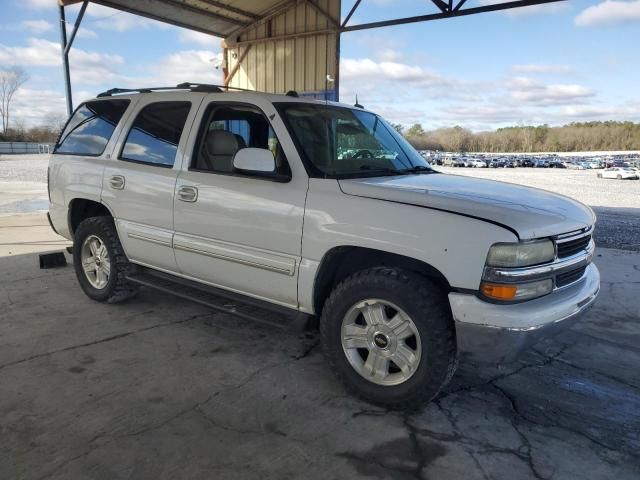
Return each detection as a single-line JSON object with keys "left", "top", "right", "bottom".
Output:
{"left": 176, "top": 82, "right": 257, "bottom": 93}
{"left": 97, "top": 83, "right": 261, "bottom": 98}
{"left": 175, "top": 82, "right": 223, "bottom": 93}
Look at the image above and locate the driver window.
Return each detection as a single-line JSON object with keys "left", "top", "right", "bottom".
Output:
{"left": 192, "top": 103, "right": 289, "bottom": 176}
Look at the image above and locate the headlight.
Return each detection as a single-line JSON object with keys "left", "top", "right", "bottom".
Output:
{"left": 486, "top": 240, "right": 555, "bottom": 268}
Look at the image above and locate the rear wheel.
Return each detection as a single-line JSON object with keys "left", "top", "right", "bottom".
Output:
{"left": 617, "top": 174, "right": 622, "bottom": 180}
{"left": 320, "top": 267, "right": 457, "bottom": 409}
{"left": 73, "top": 216, "right": 137, "bottom": 303}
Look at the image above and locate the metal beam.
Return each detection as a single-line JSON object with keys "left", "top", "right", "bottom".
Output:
{"left": 63, "top": 0, "right": 88, "bottom": 56}
{"left": 430, "top": 0, "right": 449, "bottom": 13}
{"left": 341, "top": 0, "right": 567, "bottom": 32}
{"left": 224, "top": 45, "right": 252, "bottom": 86}
{"left": 453, "top": 0, "right": 468, "bottom": 12}
{"left": 231, "top": 29, "right": 336, "bottom": 47}
{"left": 341, "top": 0, "right": 362, "bottom": 27}
{"left": 58, "top": 5, "right": 73, "bottom": 116}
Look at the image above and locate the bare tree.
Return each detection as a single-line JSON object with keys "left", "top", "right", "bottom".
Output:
{"left": 0, "top": 67, "right": 29, "bottom": 137}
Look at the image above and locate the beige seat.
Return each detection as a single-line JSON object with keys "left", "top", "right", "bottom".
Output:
{"left": 198, "top": 129, "right": 245, "bottom": 172}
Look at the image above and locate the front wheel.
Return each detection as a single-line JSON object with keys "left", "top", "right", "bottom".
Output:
{"left": 617, "top": 174, "right": 622, "bottom": 180}
{"left": 320, "top": 267, "right": 457, "bottom": 409}
{"left": 73, "top": 216, "right": 138, "bottom": 303}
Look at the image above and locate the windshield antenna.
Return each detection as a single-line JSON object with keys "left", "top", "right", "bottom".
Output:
{"left": 354, "top": 95, "right": 363, "bottom": 109}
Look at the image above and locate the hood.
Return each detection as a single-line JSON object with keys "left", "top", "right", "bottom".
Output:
{"left": 339, "top": 172, "right": 595, "bottom": 240}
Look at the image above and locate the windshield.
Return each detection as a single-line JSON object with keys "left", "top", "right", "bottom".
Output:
{"left": 276, "top": 103, "right": 432, "bottom": 178}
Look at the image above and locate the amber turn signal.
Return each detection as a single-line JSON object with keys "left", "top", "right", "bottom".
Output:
{"left": 480, "top": 283, "right": 518, "bottom": 300}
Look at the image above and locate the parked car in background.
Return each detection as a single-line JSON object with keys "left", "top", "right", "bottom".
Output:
{"left": 453, "top": 159, "right": 468, "bottom": 167}
{"left": 470, "top": 159, "right": 487, "bottom": 168}
{"left": 598, "top": 167, "right": 639, "bottom": 180}
{"left": 549, "top": 161, "right": 566, "bottom": 168}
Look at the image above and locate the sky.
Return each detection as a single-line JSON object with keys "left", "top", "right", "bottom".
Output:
{"left": 1, "top": 0, "right": 639, "bottom": 131}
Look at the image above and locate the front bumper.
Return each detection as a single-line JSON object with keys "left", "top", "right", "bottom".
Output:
{"left": 449, "top": 263, "right": 600, "bottom": 364}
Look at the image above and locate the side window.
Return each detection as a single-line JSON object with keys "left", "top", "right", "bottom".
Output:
{"left": 55, "top": 100, "right": 129, "bottom": 156}
{"left": 120, "top": 102, "right": 191, "bottom": 168}
{"left": 192, "top": 103, "right": 289, "bottom": 177}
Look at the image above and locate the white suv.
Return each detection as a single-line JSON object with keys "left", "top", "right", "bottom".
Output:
{"left": 47, "top": 84, "right": 600, "bottom": 408}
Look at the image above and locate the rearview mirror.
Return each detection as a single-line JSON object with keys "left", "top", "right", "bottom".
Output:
{"left": 233, "top": 148, "right": 275, "bottom": 173}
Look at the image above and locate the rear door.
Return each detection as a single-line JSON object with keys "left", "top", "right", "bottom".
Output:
{"left": 172, "top": 96, "right": 308, "bottom": 308}
{"left": 101, "top": 94, "right": 202, "bottom": 272}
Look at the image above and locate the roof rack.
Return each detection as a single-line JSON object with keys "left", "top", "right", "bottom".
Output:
{"left": 97, "top": 83, "right": 258, "bottom": 97}
{"left": 176, "top": 82, "right": 256, "bottom": 92}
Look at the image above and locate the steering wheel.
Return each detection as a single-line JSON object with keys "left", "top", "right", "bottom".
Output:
{"left": 352, "top": 149, "right": 374, "bottom": 159}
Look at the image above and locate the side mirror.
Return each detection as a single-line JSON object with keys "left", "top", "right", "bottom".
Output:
{"left": 233, "top": 148, "right": 275, "bottom": 173}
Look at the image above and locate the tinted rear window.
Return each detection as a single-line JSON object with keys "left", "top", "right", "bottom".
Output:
{"left": 55, "top": 100, "right": 130, "bottom": 156}
{"left": 120, "top": 102, "right": 191, "bottom": 167}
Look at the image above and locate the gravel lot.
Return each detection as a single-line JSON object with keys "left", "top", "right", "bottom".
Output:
{"left": 0, "top": 154, "right": 48, "bottom": 183}
{"left": 436, "top": 166, "right": 640, "bottom": 209}
{"left": 436, "top": 166, "right": 640, "bottom": 252}
{"left": 1, "top": 155, "right": 638, "bottom": 250}
{"left": 0, "top": 155, "right": 49, "bottom": 215}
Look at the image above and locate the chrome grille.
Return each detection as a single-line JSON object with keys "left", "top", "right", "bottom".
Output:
{"left": 557, "top": 235, "right": 592, "bottom": 258}
{"left": 556, "top": 266, "right": 587, "bottom": 288}
{"left": 555, "top": 227, "right": 593, "bottom": 259}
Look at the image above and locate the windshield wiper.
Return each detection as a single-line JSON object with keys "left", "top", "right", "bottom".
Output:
{"left": 356, "top": 165, "right": 405, "bottom": 175}
{"left": 398, "top": 165, "right": 436, "bottom": 174}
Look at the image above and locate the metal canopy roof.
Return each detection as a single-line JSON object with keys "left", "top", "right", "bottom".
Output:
{"left": 57, "top": 0, "right": 568, "bottom": 115}
{"left": 59, "top": 0, "right": 286, "bottom": 37}
{"left": 59, "top": 0, "right": 569, "bottom": 37}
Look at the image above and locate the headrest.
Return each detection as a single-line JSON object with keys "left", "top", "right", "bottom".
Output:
{"left": 205, "top": 129, "right": 241, "bottom": 156}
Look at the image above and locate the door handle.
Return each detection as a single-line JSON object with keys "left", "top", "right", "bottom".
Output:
{"left": 177, "top": 185, "right": 198, "bottom": 202}
{"left": 109, "top": 175, "right": 125, "bottom": 190}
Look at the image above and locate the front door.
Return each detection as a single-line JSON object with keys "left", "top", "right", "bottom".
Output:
{"left": 173, "top": 97, "right": 308, "bottom": 309}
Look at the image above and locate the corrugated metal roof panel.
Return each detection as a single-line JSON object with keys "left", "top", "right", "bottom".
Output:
{"left": 65, "top": 0, "right": 289, "bottom": 37}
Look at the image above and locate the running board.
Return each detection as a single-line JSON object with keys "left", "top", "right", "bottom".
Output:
{"left": 126, "top": 267, "right": 311, "bottom": 332}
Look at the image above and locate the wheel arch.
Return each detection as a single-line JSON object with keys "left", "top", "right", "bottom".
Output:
{"left": 312, "top": 246, "right": 451, "bottom": 315}
{"left": 68, "top": 198, "right": 114, "bottom": 235}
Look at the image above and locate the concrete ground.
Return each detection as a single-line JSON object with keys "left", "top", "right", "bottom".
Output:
{"left": 0, "top": 213, "right": 70, "bottom": 257}
{"left": 1, "top": 246, "right": 639, "bottom": 480}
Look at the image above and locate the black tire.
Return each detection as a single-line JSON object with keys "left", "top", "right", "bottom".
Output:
{"left": 320, "top": 267, "right": 457, "bottom": 409}
{"left": 617, "top": 175, "right": 622, "bottom": 180}
{"left": 73, "top": 216, "right": 138, "bottom": 303}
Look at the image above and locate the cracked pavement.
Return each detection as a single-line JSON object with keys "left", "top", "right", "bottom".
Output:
{"left": 0, "top": 248, "right": 639, "bottom": 480}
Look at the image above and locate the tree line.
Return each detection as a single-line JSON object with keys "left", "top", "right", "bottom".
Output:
{"left": 393, "top": 122, "right": 640, "bottom": 152}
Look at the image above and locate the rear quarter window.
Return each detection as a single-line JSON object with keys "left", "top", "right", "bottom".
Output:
{"left": 54, "top": 100, "right": 130, "bottom": 156}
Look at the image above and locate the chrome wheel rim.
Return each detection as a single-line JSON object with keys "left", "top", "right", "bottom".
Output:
{"left": 340, "top": 299, "right": 422, "bottom": 386}
{"left": 81, "top": 235, "right": 111, "bottom": 289}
